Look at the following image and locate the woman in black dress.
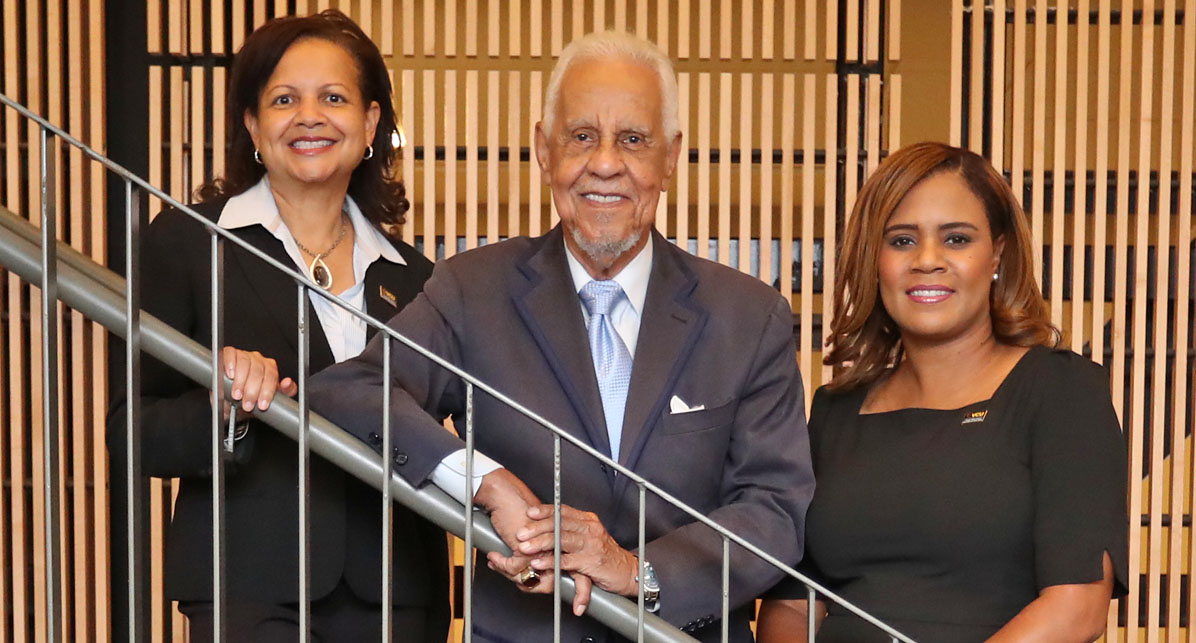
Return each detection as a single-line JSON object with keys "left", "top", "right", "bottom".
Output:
{"left": 757, "top": 142, "right": 1127, "bottom": 642}
{"left": 107, "top": 10, "right": 446, "bottom": 642}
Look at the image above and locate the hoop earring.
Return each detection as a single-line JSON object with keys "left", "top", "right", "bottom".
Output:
{"left": 363, "top": 145, "right": 374, "bottom": 160}
{"left": 253, "top": 149, "right": 263, "bottom": 165}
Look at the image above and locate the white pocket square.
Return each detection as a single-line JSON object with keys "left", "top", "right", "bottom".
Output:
{"left": 669, "top": 395, "right": 705, "bottom": 414}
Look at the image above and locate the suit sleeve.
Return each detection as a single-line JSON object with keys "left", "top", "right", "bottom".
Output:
{"left": 308, "top": 259, "right": 468, "bottom": 486}
{"left": 106, "top": 209, "right": 256, "bottom": 479}
{"left": 644, "top": 296, "right": 814, "bottom": 628}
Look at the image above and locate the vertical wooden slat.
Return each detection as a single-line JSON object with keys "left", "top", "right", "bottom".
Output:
{"left": 635, "top": 0, "right": 648, "bottom": 40}
{"left": 697, "top": 73, "right": 711, "bottom": 258}
{"left": 1029, "top": 0, "right": 1046, "bottom": 283}
{"left": 572, "top": 0, "right": 585, "bottom": 41}
{"left": 551, "top": 0, "right": 563, "bottom": 56}
{"left": 675, "top": 72, "right": 690, "bottom": 247}
{"left": 1010, "top": 0, "right": 1026, "bottom": 208}
{"left": 444, "top": 70, "right": 458, "bottom": 257}
{"left": 821, "top": 74, "right": 838, "bottom": 386}
{"left": 1091, "top": 0, "right": 1110, "bottom": 372}
{"left": 1178, "top": 0, "right": 1196, "bottom": 635}
{"left": 400, "top": 69, "right": 416, "bottom": 248}
{"left": 422, "top": 69, "right": 436, "bottom": 261}
{"left": 529, "top": 72, "right": 543, "bottom": 237}
{"left": 866, "top": 0, "right": 880, "bottom": 62}
{"left": 445, "top": 0, "right": 457, "bottom": 57}
{"left": 486, "top": 0, "right": 499, "bottom": 57}
{"left": 739, "top": 0, "right": 752, "bottom": 60}
{"left": 530, "top": 0, "right": 543, "bottom": 57}
{"left": 844, "top": 77, "right": 860, "bottom": 222}
{"left": 718, "top": 0, "right": 732, "bottom": 60}
{"left": 465, "top": 0, "right": 477, "bottom": 58}
{"left": 949, "top": 0, "right": 963, "bottom": 145}
{"left": 799, "top": 74, "right": 815, "bottom": 391}
{"left": 717, "top": 73, "right": 731, "bottom": 265}
{"left": 27, "top": 0, "right": 47, "bottom": 634}
{"left": 212, "top": 67, "right": 226, "bottom": 186}
{"left": 779, "top": 72, "right": 794, "bottom": 313}
{"left": 678, "top": 0, "right": 690, "bottom": 59}
{"left": 1049, "top": 0, "right": 1067, "bottom": 330}
{"left": 614, "top": 0, "right": 627, "bottom": 31}
{"left": 379, "top": 0, "right": 392, "bottom": 56}
{"left": 1112, "top": 0, "right": 1137, "bottom": 630}
{"left": 148, "top": 0, "right": 161, "bottom": 53}
{"left": 486, "top": 71, "right": 500, "bottom": 245}
{"left": 654, "top": 0, "right": 668, "bottom": 52}
{"left": 401, "top": 0, "right": 413, "bottom": 56}
{"left": 191, "top": 67, "right": 205, "bottom": 204}
{"left": 761, "top": 0, "right": 776, "bottom": 60}
{"left": 737, "top": 74, "right": 752, "bottom": 273}
{"left": 508, "top": 0, "right": 521, "bottom": 57}
{"left": 188, "top": 0, "right": 201, "bottom": 54}
{"left": 167, "top": 0, "right": 181, "bottom": 54}
{"left": 1132, "top": 2, "right": 1157, "bottom": 638}
{"left": 824, "top": 0, "right": 836, "bottom": 61}
{"left": 594, "top": 0, "right": 605, "bottom": 30}
{"left": 1070, "top": 0, "right": 1090, "bottom": 352}
{"left": 782, "top": 0, "right": 795, "bottom": 60}
{"left": 699, "top": 0, "right": 712, "bottom": 59}
{"left": 507, "top": 71, "right": 521, "bottom": 240}
{"left": 889, "top": 74, "right": 902, "bottom": 150}
{"left": 889, "top": 0, "right": 901, "bottom": 60}
{"left": 990, "top": 0, "right": 1006, "bottom": 171}
{"left": 865, "top": 74, "right": 880, "bottom": 176}
{"left": 252, "top": 0, "right": 265, "bottom": 30}
{"left": 759, "top": 73, "right": 775, "bottom": 287}
{"left": 232, "top": 0, "right": 245, "bottom": 53}
{"left": 1153, "top": 3, "right": 1180, "bottom": 639}
{"left": 968, "top": 0, "right": 984, "bottom": 152}
{"left": 423, "top": 0, "right": 436, "bottom": 56}
{"left": 846, "top": 0, "right": 859, "bottom": 62}
{"left": 464, "top": 70, "right": 478, "bottom": 251}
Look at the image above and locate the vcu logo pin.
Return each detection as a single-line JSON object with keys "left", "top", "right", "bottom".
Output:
{"left": 961, "top": 409, "right": 988, "bottom": 425}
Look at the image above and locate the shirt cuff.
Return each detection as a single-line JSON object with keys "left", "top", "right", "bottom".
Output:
{"left": 430, "top": 449, "right": 503, "bottom": 505}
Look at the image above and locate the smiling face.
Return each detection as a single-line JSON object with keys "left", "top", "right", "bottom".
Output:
{"left": 535, "top": 57, "right": 682, "bottom": 278}
{"left": 244, "top": 37, "right": 380, "bottom": 194}
{"left": 877, "top": 171, "right": 1005, "bottom": 345}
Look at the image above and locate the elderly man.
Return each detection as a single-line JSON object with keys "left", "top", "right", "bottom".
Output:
{"left": 310, "top": 31, "right": 814, "bottom": 641}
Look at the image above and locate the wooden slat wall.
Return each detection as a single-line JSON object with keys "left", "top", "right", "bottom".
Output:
{"left": 954, "top": 1, "right": 1196, "bottom": 640}
{"left": 1, "top": 1, "right": 1194, "bottom": 641}
{"left": 0, "top": 0, "right": 108, "bottom": 641}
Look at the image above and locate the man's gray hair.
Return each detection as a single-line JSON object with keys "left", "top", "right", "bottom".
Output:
{"left": 542, "top": 31, "right": 680, "bottom": 139}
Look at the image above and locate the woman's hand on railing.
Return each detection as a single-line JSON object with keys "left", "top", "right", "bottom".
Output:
{"left": 756, "top": 598, "right": 826, "bottom": 643}
{"left": 219, "top": 346, "right": 297, "bottom": 421}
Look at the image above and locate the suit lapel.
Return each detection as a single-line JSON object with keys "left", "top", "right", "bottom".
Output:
{"left": 363, "top": 259, "right": 407, "bottom": 342}
{"left": 512, "top": 228, "right": 614, "bottom": 460}
{"left": 617, "top": 233, "right": 706, "bottom": 474}
{"left": 227, "top": 227, "right": 335, "bottom": 372}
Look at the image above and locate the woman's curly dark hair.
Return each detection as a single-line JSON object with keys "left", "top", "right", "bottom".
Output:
{"left": 196, "top": 9, "right": 409, "bottom": 234}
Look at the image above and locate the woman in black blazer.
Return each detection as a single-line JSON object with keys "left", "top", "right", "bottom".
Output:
{"left": 107, "top": 10, "right": 446, "bottom": 642}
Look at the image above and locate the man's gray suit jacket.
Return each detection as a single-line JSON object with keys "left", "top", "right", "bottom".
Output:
{"left": 309, "top": 226, "right": 815, "bottom": 642}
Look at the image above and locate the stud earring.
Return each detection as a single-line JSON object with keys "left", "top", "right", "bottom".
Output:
{"left": 992, "top": 272, "right": 999, "bottom": 281}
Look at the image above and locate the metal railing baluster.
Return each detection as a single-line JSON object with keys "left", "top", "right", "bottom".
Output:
{"left": 807, "top": 585, "right": 816, "bottom": 641}
{"left": 464, "top": 382, "right": 475, "bottom": 643}
{"left": 720, "top": 538, "right": 729, "bottom": 643}
{"left": 209, "top": 231, "right": 226, "bottom": 642}
{"left": 553, "top": 434, "right": 562, "bottom": 640}
{"left": 124, "top": 179, "right": 145, "bottom": 641}
{"left": 39, "top": 126, "right": 63, "bottom": 643}
{"left": 297, "top": 285, "right": 312, "bottom": 641}
{"left": 381, "top": 338, "right": 393, "bottom": 642}
{"left": 637, "top": 484, "right": 646, "bottom": 643}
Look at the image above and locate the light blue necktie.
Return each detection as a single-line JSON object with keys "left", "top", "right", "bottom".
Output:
{"left": 580, "top": 280, "right": 633, "bottom": 462}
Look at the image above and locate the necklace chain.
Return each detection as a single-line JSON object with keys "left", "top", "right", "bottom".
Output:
{"left": 293, "top": 215, "right": 348, "bottom": 260}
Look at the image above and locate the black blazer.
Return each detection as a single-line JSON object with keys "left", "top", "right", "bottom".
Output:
{"left": 106, "top": 199, "right": 446, "bottom": 631}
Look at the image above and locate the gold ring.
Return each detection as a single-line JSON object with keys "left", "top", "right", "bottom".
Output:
{"left": 515, "top": 567, "right": 541, "bottom": 588}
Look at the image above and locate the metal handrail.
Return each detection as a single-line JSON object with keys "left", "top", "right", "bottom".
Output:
{"left": 0, "top": 93, "right": 914, "bottom": 643}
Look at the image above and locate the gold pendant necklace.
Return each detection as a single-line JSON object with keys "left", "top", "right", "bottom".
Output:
{"left": 294, "top": 215, "right": 348, "bottom": 291}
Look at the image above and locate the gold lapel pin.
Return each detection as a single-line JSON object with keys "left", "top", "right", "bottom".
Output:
{"left": 379, "top": 285, "right": 398, "bottom": 308}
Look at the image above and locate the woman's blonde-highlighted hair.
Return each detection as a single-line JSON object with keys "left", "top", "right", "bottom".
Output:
{"left": 824, "top": 142, "right": 1059, "bottom": 392}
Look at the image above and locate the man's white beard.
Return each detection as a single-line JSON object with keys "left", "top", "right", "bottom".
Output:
{"left": 570, "top": 225, "right": 642, "bottom": 271}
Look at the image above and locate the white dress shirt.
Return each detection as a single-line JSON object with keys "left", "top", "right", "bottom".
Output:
{"left": 217, "top": 177, "right": 501, "bottom": 503}
{"left": 564, "top": 237, "right": 652, "bottom": 356}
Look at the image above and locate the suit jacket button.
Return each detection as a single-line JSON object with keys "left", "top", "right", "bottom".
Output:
{"left": 580, "top": 638, "right": 595, "bottom": 643}
{"left": 367, "top": 432, "right": 382, "bottom": 446}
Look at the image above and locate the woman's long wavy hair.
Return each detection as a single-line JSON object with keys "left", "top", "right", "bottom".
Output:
{"left": 196, "top": 9, "right": 409, "bottom": 233}
{"left": 824, "top": 142, "right": 1059, "bottom": 392}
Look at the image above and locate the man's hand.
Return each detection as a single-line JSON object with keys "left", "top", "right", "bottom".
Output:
{"left": 515, "top": 504, "right": 640, "bottom": 615}
{"left": 473, "top": 469, "right": 544, "bottom": 587}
